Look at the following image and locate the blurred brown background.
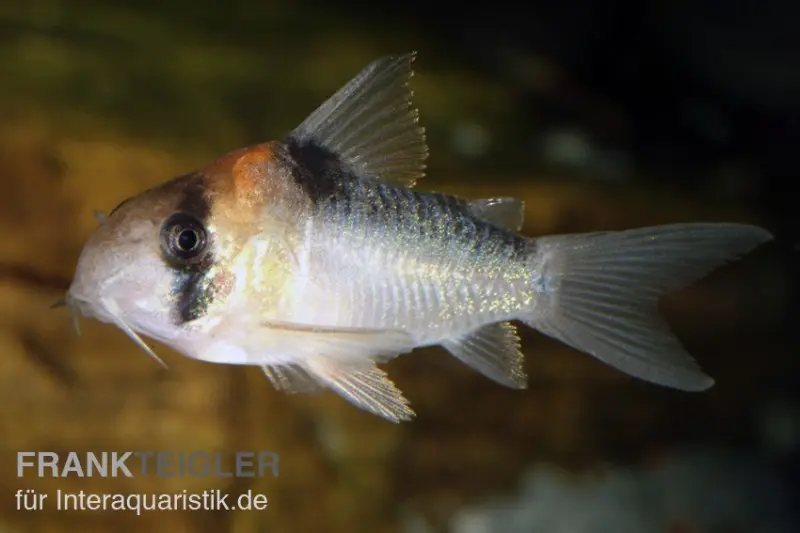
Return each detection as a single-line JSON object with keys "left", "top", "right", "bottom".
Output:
{"left": 1, "top": 1, "right": 798, "bottom": 532}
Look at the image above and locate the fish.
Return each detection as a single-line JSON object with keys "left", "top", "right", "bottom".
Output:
{"left": 64, "top": 52, "right": 773, "bottom": 422}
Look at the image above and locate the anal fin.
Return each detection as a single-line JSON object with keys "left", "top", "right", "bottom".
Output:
{"left": 440, "top": 321, "right": 528, "bottom": 388}
{"left": 305, "top": 357, "right": 415, "bottom": 423}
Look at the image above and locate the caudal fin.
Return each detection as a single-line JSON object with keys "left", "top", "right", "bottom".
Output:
{"left": 521, "top": 223, "right": 773, "bottom": 391}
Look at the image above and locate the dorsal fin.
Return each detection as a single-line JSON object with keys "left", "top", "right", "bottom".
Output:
{"left": 468, "top": 197, "right": 526, "bottom": 231}
{"left": 286, "top": 53, "right": 428, "bottom": 188}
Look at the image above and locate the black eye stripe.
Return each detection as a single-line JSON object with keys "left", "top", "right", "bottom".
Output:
{"left": 165, "top": 173, "right": 215, "bottom": 325}
{"left": 176, "top": 172, "right": 211, "bottom": 220}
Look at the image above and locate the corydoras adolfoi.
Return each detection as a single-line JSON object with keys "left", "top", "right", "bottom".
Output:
{"left": 64, "top": 53, "right": 773, "bottom": 422}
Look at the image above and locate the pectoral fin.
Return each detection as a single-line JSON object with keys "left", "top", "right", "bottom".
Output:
{"left": 304, "top": 357, "right": 415, "bottom": 423}
{"left": 210, "top": 317, "right": 418, "bottom": 421}
{"left": 259, "top": 319, "right": 416, "bottom": 363}
{"left": 261, "top": 364, "right": 322, "bottom": 394}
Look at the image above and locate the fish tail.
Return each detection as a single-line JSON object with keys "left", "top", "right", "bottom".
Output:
{"left": 519, "top": 223, "right": 773, "bottom": 390}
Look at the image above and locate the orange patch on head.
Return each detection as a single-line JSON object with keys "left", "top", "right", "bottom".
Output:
{"left": 231, "top": 143, "right": 276, "bottom": 199}
{"left": 199, "top": 140, "right": 307, "bottom": 230}
{"left": 199, "top": 142, "right": 279, "bottom": 220}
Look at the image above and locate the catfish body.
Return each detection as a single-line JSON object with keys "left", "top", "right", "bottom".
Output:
{"left": 65, "top": 53, "right": 773, "bottom": 422}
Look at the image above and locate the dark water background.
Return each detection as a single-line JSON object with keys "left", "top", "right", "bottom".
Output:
{"left": 0, "top": 1, "right": 798, "bottom": 532}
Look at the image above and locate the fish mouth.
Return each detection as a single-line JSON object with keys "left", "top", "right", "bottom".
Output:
{"left": 57, "top": 291, "right": 169, "bottom": 370}
{"left": 51, "top": 292, "right": 83, "bottom": 336}
{"left": 105, "top": 307, "right": 169, "bottom": 370}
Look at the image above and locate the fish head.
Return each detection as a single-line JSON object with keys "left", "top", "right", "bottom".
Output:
{"left": 66, "top": 172, "right": 217, "bottom": 343}
{"left": 65, "top": 142, "right": 305, "bottom": 362}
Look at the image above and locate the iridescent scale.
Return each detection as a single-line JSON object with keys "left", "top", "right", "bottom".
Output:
{"left": 299, "top": 180, "right": 534, "bottom": 343}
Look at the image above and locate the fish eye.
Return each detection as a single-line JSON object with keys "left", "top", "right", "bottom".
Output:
{"left": 161, "top": 213, "right": 208, "bottom": 263}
